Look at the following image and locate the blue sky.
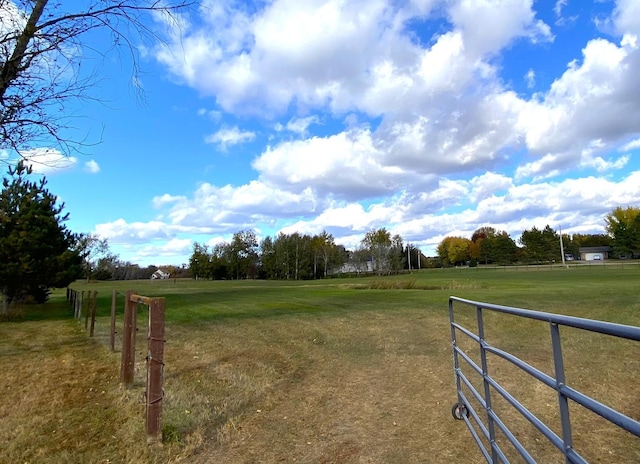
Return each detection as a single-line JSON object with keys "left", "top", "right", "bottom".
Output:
{"left": 6, "top": 0, "right": 640, "bottom": 266}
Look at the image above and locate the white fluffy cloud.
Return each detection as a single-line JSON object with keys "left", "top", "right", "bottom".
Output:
{"left": 518, "top": 36, "right": 639, "bottom": 153}
{"left": 613, "top": 0, "right": 640, "bottom": 35}
{"left": 622, "top": 138, "right": 640, "bottom": 151}
{"left": 84, "top": 160, "right": 100, "bottom": 173}
{"left": 448, "top": 0, "right": 552, "bottom": 57}
{"left": 205, "top": 126, "right": 255, "bottom": 148}
{"left": 129, "top": 238, "right": 194, "bottom": 263}
{"left": 254, "top": 129, "right": 418, "bottom": 199}
{"left": 155, "top": 0, "right": 640, "bottom": 185}
{"left": 21, "top": 148, "right": 77, "bottom": 174}
{"left": 286, "top": 116, "right": 320, "bottom": 135}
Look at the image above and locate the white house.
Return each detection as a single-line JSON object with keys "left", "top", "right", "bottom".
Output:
{"left": 151, "top": 269, "right": 170, "bottom": 280}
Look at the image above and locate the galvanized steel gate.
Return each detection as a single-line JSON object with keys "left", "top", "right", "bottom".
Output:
{"left": 449, "top": 296, "right": 640, "bottom": 463}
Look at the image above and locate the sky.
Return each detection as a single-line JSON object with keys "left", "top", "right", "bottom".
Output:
{"left": 5, "top": 0, "right": 640, "bottom": 267}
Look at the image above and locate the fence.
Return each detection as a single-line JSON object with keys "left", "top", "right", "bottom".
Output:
{"left": 66, "top": 288, "right": 166, "bottom": 443}
{"left": 67, "top": 288, "right": 99, "bottom": 336}
{"left": 449, "top": 296, "right": 640, "bottom": 463}
{"left": 121, "top": 291, "right": 166, "bottom": 442}
{"left": 445, "top": 261, "right": 640, "bottom": 272}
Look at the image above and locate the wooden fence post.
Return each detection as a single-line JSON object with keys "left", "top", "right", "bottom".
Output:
{"left": 120, "top": 291, "right": 136, "bottom": 385}
{"left": 75, "top": 290, "right": 81, "bottom": 321}
{"left": 84, "top": 291, "right": 90, "bottom": 329}
{"left": 146, "top": 297, "right": 166, "bottom": 442}
{"left": 71, "top": 290, "right": 77, "bottom": 318}
{"left": 110, "top": 290, "right": 117, "bottom": 352}
{"left": 89, "top": 291, "right": 98, "bottom": 337}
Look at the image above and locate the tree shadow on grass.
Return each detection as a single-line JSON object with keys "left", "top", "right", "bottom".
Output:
{"left": 0, "top": 298, "right": 73, "bottom": 323}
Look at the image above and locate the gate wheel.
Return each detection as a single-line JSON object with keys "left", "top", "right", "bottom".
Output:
{"left": 451, "top": 403, "right": 468, "bottom": 420}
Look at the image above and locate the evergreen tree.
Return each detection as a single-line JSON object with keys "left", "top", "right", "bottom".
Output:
{"left": 519, "top": 225, "right": 560, "bottom": 263}
{"left": 492, "top": 232, "right": 519, "bottom": 265}
{"left": 0, "top": 161, "right": 81, "bottom": 312}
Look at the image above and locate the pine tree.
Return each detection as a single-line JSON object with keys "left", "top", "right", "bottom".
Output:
{"left": 0, "top": 161, "right": 81, "bottom": 313}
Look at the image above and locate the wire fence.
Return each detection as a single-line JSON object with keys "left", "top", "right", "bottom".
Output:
{"left": 66, "top": 288, "right": 166, "bottom": 443}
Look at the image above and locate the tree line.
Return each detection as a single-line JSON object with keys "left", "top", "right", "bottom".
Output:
{"left": 188, "top": 228, "right": 426, "bottom": 280}
{"left": 190, "top": 206, "right": 640, "bottom": 281}
{"left": 436, "top": 206, "right": 640, "bottom": 267}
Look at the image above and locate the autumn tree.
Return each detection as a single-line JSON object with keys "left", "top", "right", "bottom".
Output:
{"left": 604, "top": 206, "right": 640, "bottom": 258}
{"left": 0, "top": 161, "right": 81, "bottom": 312}
{"left": 571, "top": 233, "right": 611, "bottom": 248}
{"left": 436, "top": 238, "right": 450, "bottom": 266}
{"left": 437, "top": 236, "right": 471, "bottom": 266}
{"left": 471, "top": 226, "right": 497, "bottom": 264}
{"left": 1, "top": 0, "right": 191, "bottom": 158}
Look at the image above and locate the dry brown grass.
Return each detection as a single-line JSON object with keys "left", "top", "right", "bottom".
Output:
{"left": 0, "top": 308, "right": 484, "bottom": 464}
{"left": 161, "top": 312, "right": 484, "bottom": 463}
{"left": 0, "top": 318, "right": 185, "bottom": 464}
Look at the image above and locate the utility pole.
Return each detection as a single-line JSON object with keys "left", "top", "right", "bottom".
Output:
{"left": 559, "top": 225, "right": 567, "bottom": 268}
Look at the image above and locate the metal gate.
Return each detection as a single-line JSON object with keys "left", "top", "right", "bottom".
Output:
{"left": 449, "top": 296, "right": 640, "bottom": 463}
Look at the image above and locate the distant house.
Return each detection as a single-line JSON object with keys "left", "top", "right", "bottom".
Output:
{"left": 579, "top": 246, "right": 610, "bottom": 261}
{"left": 151, "top": 269, "right": 170, "bottom": 280}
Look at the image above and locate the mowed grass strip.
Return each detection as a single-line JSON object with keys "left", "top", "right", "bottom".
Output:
{"left": 1, "top": 266, "right": 639, "bottom": 463}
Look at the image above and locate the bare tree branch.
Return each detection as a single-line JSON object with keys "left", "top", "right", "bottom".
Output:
{"left": 0, "top": 0, "right": 193, "bottom": 162}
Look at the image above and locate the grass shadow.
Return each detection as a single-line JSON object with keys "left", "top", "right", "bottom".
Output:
{"left": 0, "top": 298, "right": 73, "bottom": 323}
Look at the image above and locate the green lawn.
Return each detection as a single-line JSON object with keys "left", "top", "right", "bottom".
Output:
{"left": 62, "top": 265, "right": 640, "bottom": 322}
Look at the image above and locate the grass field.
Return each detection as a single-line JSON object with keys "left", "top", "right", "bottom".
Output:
{"left": 1, "top": 266, "right": 639, "bottom": 463}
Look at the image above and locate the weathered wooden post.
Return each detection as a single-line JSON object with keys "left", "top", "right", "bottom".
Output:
{"left": 146, "top": 297, "right": 166, "bottom": 442}
{"left": 76, "top": 291, "right": 81, "bottom": 320}
{"left": 80, "top": 290, "right": 85, "bottom": 322}
{"left": 89, "top": 291, "right": 98, "bottom": 337}
{"left": 120, "top": 291, "right": 136, "bottom": 385}
{"left": 84, "top": 290, "right": 90, "bottom": 329}
{"left": 71, "top": 290, "right": 77, "bottom": 318}
{"left": 110, "top": 290, "right": 117, "bottom": 352}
